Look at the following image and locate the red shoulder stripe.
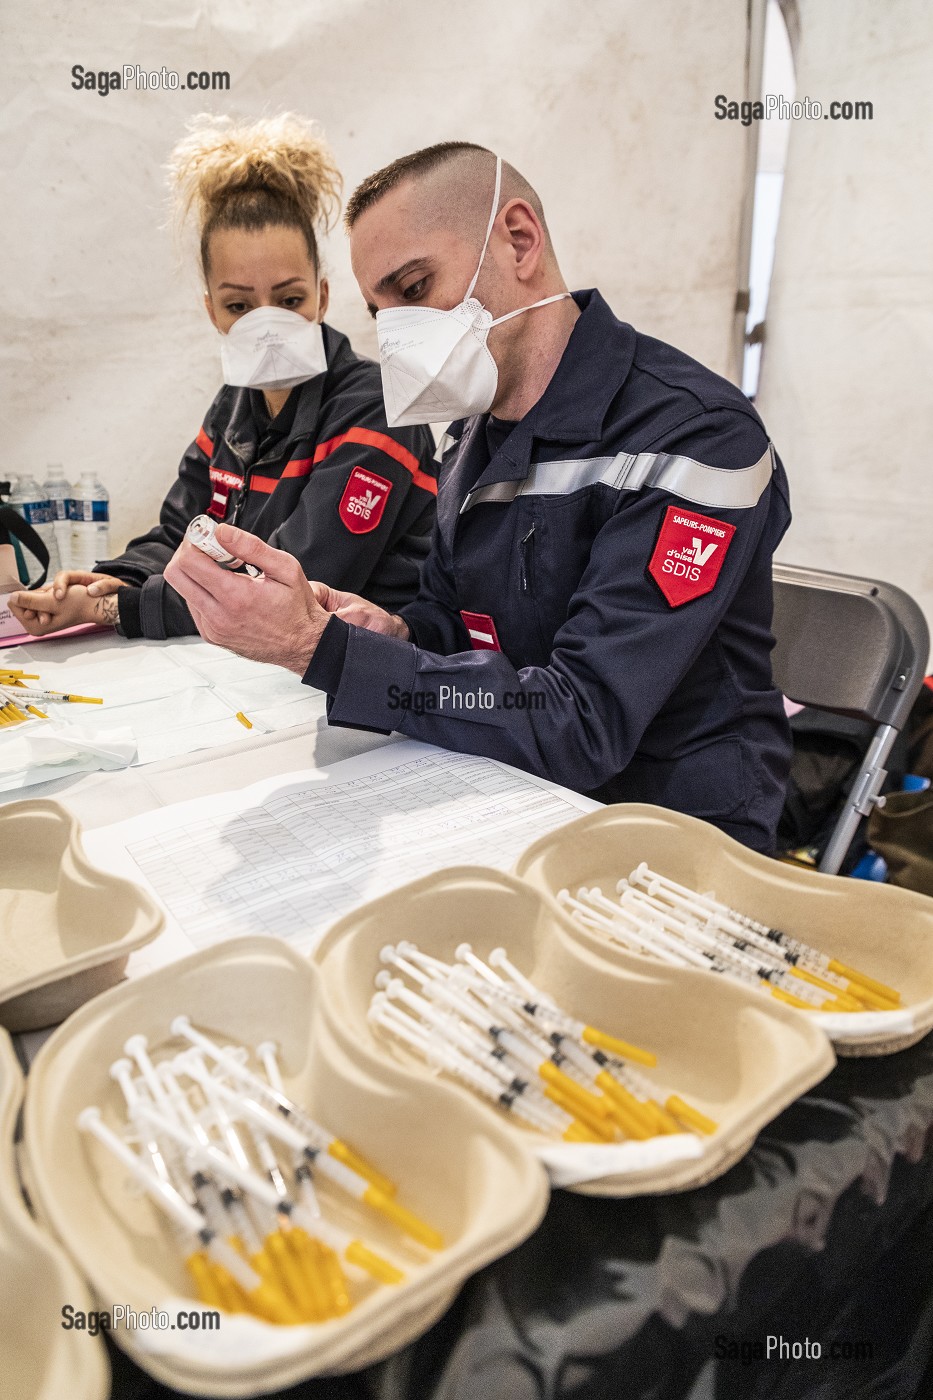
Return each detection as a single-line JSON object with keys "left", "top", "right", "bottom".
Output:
{"left": 281, "top": 457, "right": 314, "bottom": 480}
{"left": 195, "top": 426, "right": 214, "bottom": 459}
{"left": 250, "top": 475, "right": 277, "bottom": 494}
{"left": 248, "top": 457, "right": 313, "bottom": 495}
{"left": 313, "top": 427, "right": 437, "bottom": 496}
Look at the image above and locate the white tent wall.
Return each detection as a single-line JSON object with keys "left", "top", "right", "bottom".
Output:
{"left": 1, "top": 0, "right": 759, "bottom": 553}
{"left": 756, "top": 0, "right": 933, "bottom": 625}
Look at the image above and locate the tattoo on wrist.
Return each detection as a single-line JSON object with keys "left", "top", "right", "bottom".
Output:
{"left": 95, "top": 594, "right": 120, "bottom": 626}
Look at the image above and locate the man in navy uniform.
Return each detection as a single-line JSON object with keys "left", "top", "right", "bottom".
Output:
{"left": 166, "top": 142, "right": 792, "bottom": 853}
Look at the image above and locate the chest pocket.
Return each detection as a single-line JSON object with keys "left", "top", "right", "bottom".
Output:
{"left": 524, "top": 491, "right": 616, "bottom": 653}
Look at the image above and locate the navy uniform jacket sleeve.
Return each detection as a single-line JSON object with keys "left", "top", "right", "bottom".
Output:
{"left": 303, "top": 410, "right": 788, "bottom": 794}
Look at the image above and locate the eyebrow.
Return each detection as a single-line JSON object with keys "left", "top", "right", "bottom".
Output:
{"left": 374, "top": 258, "right": 429, "bottom": 295}
{"left": 217, "top": 277, "right": 309, "bottom": 291}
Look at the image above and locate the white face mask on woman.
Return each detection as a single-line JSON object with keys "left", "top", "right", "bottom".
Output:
{"left": 220, "top": 305, "right": 328, "bottom": 391}
{"left": 375, "top": 155, "right": 570, "bottom": 427}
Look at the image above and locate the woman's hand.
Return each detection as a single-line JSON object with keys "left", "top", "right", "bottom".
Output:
{"left": 50, "top": 570, "right": 126, "bottom": 603}
{"left": 7, "top": 572, "right": 126, "bottom": 635}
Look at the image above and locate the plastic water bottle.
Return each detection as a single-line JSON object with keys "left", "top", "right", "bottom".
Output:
{"left": 43, "top": 465, "right": 73, "bottom": 572}
{"left": 69, "top": 472, "right": 110, "bottom": 570}
{"left": 8, "top": 472, "right": 60, "bottom": 579}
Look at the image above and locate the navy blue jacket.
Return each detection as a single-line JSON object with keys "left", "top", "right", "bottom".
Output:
{"left": 97, "top": 324, "right": 437, "bottom": 638}
{"left": 303, "top": 291, "right": 792, "bottom": 852}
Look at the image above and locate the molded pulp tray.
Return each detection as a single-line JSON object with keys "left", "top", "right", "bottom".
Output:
{"left": 0, "top": 798, "right": 164, "bottom": 1032}
{"left": 0, "top": 1027, "right": 109, "bottom": 1400}
{"left": 514, "top": 804, "right": 933, "bottom": 1056}
{"left": 312, "top": 866, "right": 835, "bottom": 1198}
{"left": 21, "top": 936, "right": 549, "bottom": 1397}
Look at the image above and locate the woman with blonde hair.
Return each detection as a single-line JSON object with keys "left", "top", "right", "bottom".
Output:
{"left": 11, "top": 114, "right": 437, "bottom": 639}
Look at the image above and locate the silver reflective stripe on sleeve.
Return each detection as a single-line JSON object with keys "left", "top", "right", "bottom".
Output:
{"left": 460, "top": 443, "right": 775, "bottom": 513}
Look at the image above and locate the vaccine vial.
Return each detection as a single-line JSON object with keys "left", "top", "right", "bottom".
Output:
{"left": 185, "top": 515, "right": 261, "bottom": 576}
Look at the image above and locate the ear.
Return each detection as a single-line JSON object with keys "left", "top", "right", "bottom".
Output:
{"left": 204, "top": 290, "right": 222, "bottom": 333}
{"left": 316, "top": 276, "right": 330, "bottom": 322}
{"left": 498, "top": 199, "right": 545, "bottom": 284}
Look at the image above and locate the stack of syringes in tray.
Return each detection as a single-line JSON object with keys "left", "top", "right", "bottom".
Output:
{"left": 369, "top": 941, "right": 718, "bottom": 1143}
{"left": 78, "top": 1018, "right": 443, "bottom": 1326}
{"left": 559, "top": 863, "right": 901, "bottom": 1013}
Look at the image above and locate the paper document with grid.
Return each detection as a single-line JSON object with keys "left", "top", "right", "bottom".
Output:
{"left": 84, "top": 742, "right": 599, "bottom": 969}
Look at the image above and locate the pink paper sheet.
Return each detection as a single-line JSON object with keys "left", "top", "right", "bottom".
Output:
{"left": 0, "top": 622, "right": 108, "bottom": 648}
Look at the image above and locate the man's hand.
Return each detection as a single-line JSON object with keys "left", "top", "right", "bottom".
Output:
{"left": 7, "top": 571, "right": 125, "bottom": 635}
{"left": 309, "top": 582, "right": 410, "bottom": 639}
{"left": 164, "top": 523, "right": 333, "bottom": 674}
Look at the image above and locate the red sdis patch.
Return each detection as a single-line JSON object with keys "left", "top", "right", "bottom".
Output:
{"left": 338, "top": 466, "right": 392, "bottom": 534}
{"left": 647, "top": 505, "right": 735, "bottom": 606}
{"left": 460, "top": 611, "right": 502, "bottom": 651}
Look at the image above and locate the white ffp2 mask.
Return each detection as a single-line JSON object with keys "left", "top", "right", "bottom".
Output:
{"left": 375, "top": 155, "right": 570, "bottom": 427}
{"left": 220, "top": 306, "right": 328, "bottom": 391}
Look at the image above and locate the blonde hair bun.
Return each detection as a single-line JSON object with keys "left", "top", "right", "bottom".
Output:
{"left": 169, "top": 112, "right": 343, "bottom": 272}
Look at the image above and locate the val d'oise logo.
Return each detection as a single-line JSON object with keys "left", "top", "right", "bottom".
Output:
{"left": 691, "top": 538, "right": 718, "bottom": 567}
{"left": 346, "top": 488, "right": 383, "bottom": 520}
{"left": 339, "top": 465, "right": 393, "bottom": 533}
{"left": 647, "top": 505, "right": 735, "bottom": 606}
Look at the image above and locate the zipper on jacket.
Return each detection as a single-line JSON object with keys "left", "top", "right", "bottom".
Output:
{"left": 229, "top": 452, "right": 278, "bottom": 525}
{"left": 519, "top": 524, "right": 535, "bottom": 593}
{"left": 225, "top": 434, "right": 255, "bottom": 526}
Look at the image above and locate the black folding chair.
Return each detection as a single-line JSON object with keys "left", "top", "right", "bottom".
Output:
{"left": 771, "top": 562, "right": 930, "bottom": 874}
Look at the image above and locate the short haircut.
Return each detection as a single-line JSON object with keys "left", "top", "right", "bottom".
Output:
{"left": 345, "top": 141, "right": 493, "bottom": 229}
